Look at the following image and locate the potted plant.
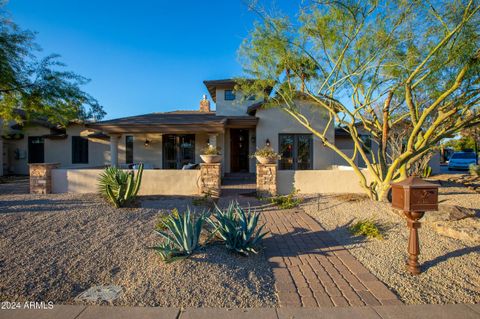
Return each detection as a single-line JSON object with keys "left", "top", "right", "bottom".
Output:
{"left": 250, "top": 146, "right": 281, "bottom": 164}
{"left": 200, "top": 145, "right": 222, "bottom": 163}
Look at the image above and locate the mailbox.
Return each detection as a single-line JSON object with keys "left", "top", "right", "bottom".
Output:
{"left": 391, "top": 176, "right": 439, "bottom": 275}
{"left": 391, "top": 176, "right": 438, "bottom": 212}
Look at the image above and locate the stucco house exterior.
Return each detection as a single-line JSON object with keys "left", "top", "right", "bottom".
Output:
{"left": 2, "top": 79, "right": 350, "bottom": 176}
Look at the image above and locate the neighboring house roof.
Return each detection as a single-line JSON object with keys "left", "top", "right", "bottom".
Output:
{"left": 86, "top": 111, "right": 258, "bottom": 134}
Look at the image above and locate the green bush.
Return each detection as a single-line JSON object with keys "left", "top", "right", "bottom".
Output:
{"left": 349, "top": 219, "right": 383, "bottom": 240}
{"left": 208, "top": 202, "right": 268, "bottom": 255}
{"left": 98, "top": 164, "right": 143, "bottom": 208}
{"left": 469, "top": 164, "right": 480, "bottom": 177}
{"left": 153, "top": 208, "right": 205, "bottom": 263}
{"left": 270, "top": 189, "right": 302, "bottom": 209}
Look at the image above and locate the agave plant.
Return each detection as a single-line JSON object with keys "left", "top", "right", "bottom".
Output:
{"left": 153, "top": 208, "right": 205, "bottom": 263}
{"left": 209, "top": 202, "right": 268, "bottom": 255}
{"left": 98, "top": 163, "right": 143, "bottom": 208}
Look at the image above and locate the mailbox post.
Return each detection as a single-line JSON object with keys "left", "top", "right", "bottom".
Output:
{"left": 391, "top": 176, "right": 439, "bottom": 275}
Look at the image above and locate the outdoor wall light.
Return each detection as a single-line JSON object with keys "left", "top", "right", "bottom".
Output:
{"left": 266, "top": 139, "right": 271, "bottom": 147}
{"left": 251, "top": 136, "right": 256, "bottom": 144}
{"left": 144, "top": 139, "right": 150, "bottom": 147}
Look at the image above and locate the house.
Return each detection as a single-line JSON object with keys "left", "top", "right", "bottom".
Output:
{"left": 1, "top": 78, "right": 402, "bottom": 180}
{"left": 83, "top": 79, "right": 337, "bottom": 174}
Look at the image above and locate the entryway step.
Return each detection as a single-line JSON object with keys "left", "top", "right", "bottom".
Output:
{"left": 223, "top": 173, "right": 256, "bottom": 181}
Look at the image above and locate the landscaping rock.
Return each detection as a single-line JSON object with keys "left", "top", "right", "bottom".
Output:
{"left": 75, "top": 285, "right": 123, "bottom": 303}
{"left": 429, "top": 218, "right": 480, "bottom": 242}
{"left": 423, "top": 205, "right": 477, "bottom": 224}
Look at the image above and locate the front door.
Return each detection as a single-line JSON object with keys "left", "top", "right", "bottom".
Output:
{"left": 230, "top": 129, "right": 249, "bottom": 172}
{"left": 28, "top": 136, "right": 45, "bottom": 163}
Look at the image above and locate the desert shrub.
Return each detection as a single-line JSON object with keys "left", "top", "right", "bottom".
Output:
{"left": 270, "top": 189, "right": 302, "bottom": 209}
{"left": 208, "top": 202, "right": 268, "bottom": 255}
{"left": 469, "top": 164, "right": 480, "bottom": 177}
{"left": 98, "top": 164, "right": 143, "bottom": 208}
{"left": 153, "top": 208, "right": 205, "bottom": 263}
{"left": 349, "top": 219, "right": 383, "bottom": 239}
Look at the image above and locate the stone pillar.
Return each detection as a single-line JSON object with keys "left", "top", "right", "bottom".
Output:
{"left": 110, "top": 135, "right": 119, "bottom": 167}
{"left": 29, "top": 163, "right": 59, "bottom": 194}
{"left": 200, "top": 163, "right": 221, "bottom": 197}
{"left": 257, "top": 163, "right": 277, "bottom": 197}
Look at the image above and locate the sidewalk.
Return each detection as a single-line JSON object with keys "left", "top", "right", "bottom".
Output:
{"left": 1, "top": 303, "right": 479, "bottom": 319}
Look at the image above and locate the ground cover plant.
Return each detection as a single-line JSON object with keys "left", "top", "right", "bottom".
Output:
{"left": 349, "top": 219, "right": 384, "bottom": 240}
{"left": 270, "top": 189, "right": 302, "bottom": 209}
{"left": 98, "top": 164, "right": 144, "bottom": 208}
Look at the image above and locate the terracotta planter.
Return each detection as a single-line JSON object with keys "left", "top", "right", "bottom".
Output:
{"left": 200, "top": 155, "right": 222, "bottom": 164}
{"left": 255, "top": 155, "right": 277, "bottom": 164}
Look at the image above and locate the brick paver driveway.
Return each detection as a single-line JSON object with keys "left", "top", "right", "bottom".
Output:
{"left": 261, "top": 207, "right": 402, "bottom": 308}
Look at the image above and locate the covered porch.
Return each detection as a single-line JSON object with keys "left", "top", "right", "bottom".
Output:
{"left": 86, "top": 111, "right": 258, "bottom": 174}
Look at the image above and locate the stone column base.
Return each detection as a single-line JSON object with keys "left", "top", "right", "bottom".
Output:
{"left": 257, "top": 163, "right": 277, "bottom": 197}
{"left": 29, "top": 163, "right": 60, "bottom": 194}
{"left": 200, "top": 163, "right": 221, "bottom": 198}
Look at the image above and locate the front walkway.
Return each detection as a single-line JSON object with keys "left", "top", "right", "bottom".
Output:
{"left": 218, "top": 179, "right": 401, "bottom": 308}
{"left": 261, "top": 207, "right": 402, "bottom": 307}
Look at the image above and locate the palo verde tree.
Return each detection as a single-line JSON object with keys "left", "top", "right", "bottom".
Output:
{"left": 238, "top": 0, "right": 480, "bottom": 200}
{"left": 0, "top": 7, "right": 105, "bottom": 126}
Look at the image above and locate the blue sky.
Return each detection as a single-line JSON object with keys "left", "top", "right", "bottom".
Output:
{"left": 5, "top": 0, "right": 300, "bottom": 120}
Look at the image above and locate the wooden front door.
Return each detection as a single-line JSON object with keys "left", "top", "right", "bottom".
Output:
{"left": 230, "top": 129, "right": 249, "bottom": 172}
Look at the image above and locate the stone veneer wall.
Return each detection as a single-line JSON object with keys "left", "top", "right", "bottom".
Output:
{"left": 29, "top": 163, "right": 60, "bottom": 194}
{"left": 257, "top": 163, "right": 277, "bottom": 197}
{"left": 199, "top": 163, "right": 221, "bottom": 197}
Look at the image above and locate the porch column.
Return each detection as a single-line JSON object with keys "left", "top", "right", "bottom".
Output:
{"left": 110, "top": 135, "right": 119, "bottom": 167}
{"left": 0, "top": 138, "right": 3, "bottom": 176}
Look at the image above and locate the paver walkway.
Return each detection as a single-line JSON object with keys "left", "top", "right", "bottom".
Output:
{"left": 218, "top": 178, "right": 402, "bottom": 308}
{"left": 261, "top": 207, "right": 402, "bottom": 307}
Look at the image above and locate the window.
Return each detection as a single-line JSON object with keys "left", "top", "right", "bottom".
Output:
{"left": 163, "top": 134, "right": 195, "bottom": 169}
{"left": 28, "top": 136, "right": 44, "bottom": 163}
{"left": 72, "top": 136, "right": 88, "bottom": 164}
{"left": 126, "top": 136, "right": 134, "bottom": 164}
{"left": 279, "top": 134, "right": 313, "bottom": 170}
{"left": 224, "top": 89, "right": 236, "bottom": 101}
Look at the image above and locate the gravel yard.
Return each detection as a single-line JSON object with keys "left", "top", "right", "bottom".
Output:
{"left": 0, "top": 183, "right": 277, "bottom": 307}
{"left": 303, "top": 174, "right": 480, "bottom": 305}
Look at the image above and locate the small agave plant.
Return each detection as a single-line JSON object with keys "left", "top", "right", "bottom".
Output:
{"left": 98, "top": 164, "right": 144, "bottom": 208}
{"left": 153, "top": 208, "right": 205, "bottom": 263}
{"left": 209, "top": 202, "right": 268, "bottom": 256}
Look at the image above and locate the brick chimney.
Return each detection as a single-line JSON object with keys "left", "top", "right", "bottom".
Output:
{"left": 200, "top": 94, "right": 211, "bottom": 112}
